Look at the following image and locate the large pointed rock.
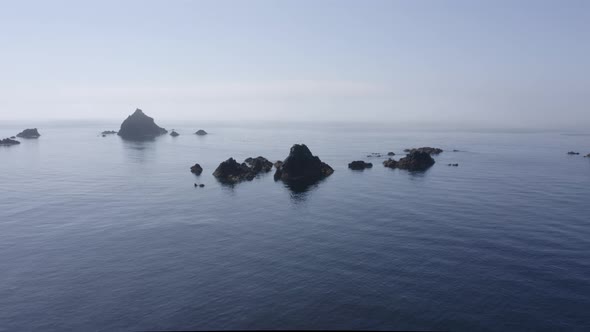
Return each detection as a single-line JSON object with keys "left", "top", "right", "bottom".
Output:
{"left": 16, "top": 128, "right": 40, "bottom": 139}
{"left": 117, "top": 109, "right": 167, "bottom": 140}
{"left": 274, "top": 144, "right": 333, "bottom": 183}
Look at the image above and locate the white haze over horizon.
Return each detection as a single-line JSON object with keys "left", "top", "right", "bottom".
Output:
{"left": 0, "top": 0, "right": 588, "bottom": 130}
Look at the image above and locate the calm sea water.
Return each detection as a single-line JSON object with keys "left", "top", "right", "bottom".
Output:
{"left": 1, "top": 122, "right": 589, "bottom": 331}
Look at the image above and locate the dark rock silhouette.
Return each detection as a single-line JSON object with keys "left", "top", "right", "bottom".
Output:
{"left": 0, "top": 138, "right": 20, "bottom": 146}
{"left": 244, "top": 156, "right": 273, "bottom": 173}
{"left": 383, "top": 159, "right": 398, "bottom": 169}
{"left": 190, "top": 163, "right": 203, "bottom": 175}
{"left": 383, "top": 151, "right": 435, "bottom": 171}
{"left": 16, "top": 128, "right": 40, "bottom": 139}
{"left": 170, "top": 130, "right": 179, "bottom": 137}
{"left": 10, "top": 136, "right": 16, "bottom": 139}
{"left": 195, "top": 129, "right": 208, "bottom": 136}
{"left": 387, "top": 152, "right": 395, "bottom": 156}
{"left": 274, "top": 160, "right": 283, "bottom": 169}
{"left": 213, "top": 156, "right": 273, "bottom": 183}
{"left": 274, "top": 144, "right": 334, "bottom": 183}
{"left": 567, "top": 151, "right": 580, "bottom": 155}
{"left": 404, "top": 147, "right": 443, "bottom": 155}
{"left": 199, "top": 184, "right": 205, "bottom": 187}
{"left": 585, "top": 154, "right": 590, "bottom": 158}
{"left": 447, "top": 163, "right": 459, "bottom": 167}
{"left": 101, "top": 130, "right": 117, "bottom": 135}
{"left": 117, "top": 109, "right": 167, "bottom": 140}
{"left": 348, "top": 160, "right": 373, "bottom": 170}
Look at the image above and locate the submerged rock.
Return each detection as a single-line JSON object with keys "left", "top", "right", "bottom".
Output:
{"left": 213, "top": 156, "right": 273, "bottom": 183}
{"left": 0, "top": 138, "right": 20, "bottom": 146}
{"left": 195, "top": 129, "right": 208, "bottom": 136}
{"left": 367, "top": 152, "right": 382, "bottom": 158}
{"left": 383, "top": 151, "right": 435, "bottom": 171}
{"left": 117, "top": 108, "right": 167, "bottom": 140}
{"left": 274, "top": 144, "right": 333, "bottom": 183}
{"left": 101, "top": 130, "right": 117, "bottom": 135}
{"left": 447, "top": 163, "right": 459, "bottom": 167}
{"left": 404, "top": 147, "right": 443, "bottom": 155}
{"left": 16, "top": 128, "right": 40, "bottom": 139}
{"left": 348, "top": 161, "right": 373, "bottom": 170}
{"left": 190, "top": 163, "right": 203, "bottom": 175}
{"left": 567, "top": 151, "right": 580, "bottom": 155}
{"left": 170, "top": 130, "right": 180, "bottom": 137}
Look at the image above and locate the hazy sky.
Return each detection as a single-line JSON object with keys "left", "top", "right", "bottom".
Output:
{"left": 1, "top": 0, "right": 588, "bottom": 128}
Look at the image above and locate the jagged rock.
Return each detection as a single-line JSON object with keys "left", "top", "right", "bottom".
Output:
{"left": 213, "top": 156, "right": 273, "bottom": 183}
{"left": 195, "top": 129, "right": 208, "bottom": 136}
{"left": 452, "top": 149, "right": 460, "bottom": 152}
{"left": 10, "top": 136, "right": 15, "bottom": 139}
{"left": 101, "top": 130, "right": 117, "bottom": 135}
{"left": 117, "top": 108, "right": 167, "bottom": 140}
{"left": 0, "top": 138, "right": 20, "bottom": 146}
{"left": 348, "top": 161, "right": 373, "bottom": 170}
{"left": 244, "top": 156, "right": 273, "bottom": 173}
{"left": 170, "top": 130, "right": 179, "bottom": 137}
{"left": 274, "top": 144, "right": 333, "bottom": 183}
{"left": 383, "top": 159, "right": 398, "bottom": 168}
{"left": 199, "top": 184, "right": 205, "bottom": 187}
{"left": 404, "top": 147, "right": 443, "bottom": 155}
{"left": 102, "top": 134, "right": 106, "bottom": 137}
{"left": 274, "top": 160, "right": 283, "bottom": 169}
{"left": 190, "top": 163, "right": 203, "bottom": 175}
{"left": 387, "top": 152, "right": 395, "bottom": 156}
{"left": 16, "top": 128, "right": 40, "bottom": 139}
{"left": 567, "top": 151, "right": 580, "bottom": 155}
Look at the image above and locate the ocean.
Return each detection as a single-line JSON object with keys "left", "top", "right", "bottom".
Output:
{"left": 1, "top": 121, "right": 589, "bottom": 331}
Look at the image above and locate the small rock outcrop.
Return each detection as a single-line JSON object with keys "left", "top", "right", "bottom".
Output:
{"left": 117, "top": 108, "right": 167, "bottom": 140}
{"left": 387, "top": 152, "right": 395, "bottom": 156}
{"left": 101, "top": 130, "right": 117, "bottom": 135}
{"left": 585, "top": 154, "right": 590, "bottom": 158}
{"left": 404, "top": 147, "right": 443, "bottom": 155}
{"left": 274, "top": 144, "right": 334, "bottom": 183}
{"left": 190, "top": 164, "right": 203, "bottom": 175}
{"left": 383, "top": 151, "right": 435, "bottom": 171}
{"left": 16, "top": 128, "right": 40, "bottom": 139}
{"left": 170, "top": 130, "right": 179, "bottom": 137}
{"left": 213, "top": 156, "right": 273, "bottom": 183}
{"left": 447, "top": 163, "right": 459, "bottom": 167}
{"left": 348, "top": 161, "right": 373, "bottom": 170}
{"left": 567, "top": 151, "right": 580, "bottom": 155}
{"left": 0, "top": 138, "right": 20, "bottom": 146}
{"left": 274, "top": 160, "right": 283, "bottom": 169}
{"left": 367, "top": 152, "right": 382, "bottom": 158}
{"left": 195, "top": 129, "right": 208, "bottom": 136}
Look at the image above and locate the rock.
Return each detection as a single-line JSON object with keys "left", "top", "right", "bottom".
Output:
{"left": 199, "top": 184, "right": 205, "bottom": 188}
{"left": 383, "top": 151, "right": 435, "bottom": 171}
{"left": 348, "top": 161, "right": 373, "bottom": 170}
{"left": 101, "top": 130, "right": 117, "bottom": 135}
{"left": 16, "top": 128, "right": 40, "bottom": 139}
{"left": 170, "top": 130, "right": 179, "bottom": 137}
{"left": 213, "top": 156, "right": 273, "bottom": 183}
{"left": 404, "top": 147, "right": 443, "bottom": 155}
{"left": 117, "top": 108, "right": 167, "bottom": 140}
{"left": 274, "top": 160, "right": 283, "bottom": 169}
{"left": 567, "top": 151, "right": 580, "bottom": 155}
{"left": 383, "top": 158, "right": 398, "bottom": 169}
{"left": 0, "top": 138, "right": 20, "bottom": 146}
{"left": 10, "top": 136, "right": 15, "bottom": 139}
{"left": 274, "top": 144, "right": 334, "bottom": 183}
{"left": 195, "top": 129, "right": 208, "bottom": 136}
{"left": 585, "top": 154, "right": 590, "bottom": 158}
{"left": 387, "top": 152, "right": 395, "bottom": 156}
{"left": 190, "top": 163, "right": 203, "bottom": 175}
{"left": 244, "top": 156, "right": 273, "bottom": 173}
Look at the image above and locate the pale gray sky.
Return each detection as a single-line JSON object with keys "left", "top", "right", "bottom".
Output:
{"left": 0, "top": 0, "right": 588, "bottom": 129}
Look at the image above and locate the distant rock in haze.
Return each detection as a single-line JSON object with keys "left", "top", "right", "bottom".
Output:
{"left": 101, "top": 130, "right": 117, "bottom": 135}
{"left": 213, "top": 156, "right": 273, "bottom": 184}
{"left": 195, "top": 129, "right": 208, "bottom": 136}
{"left": 367, "top": 152, "right": 382, "bottom": 158}
{"left": 117, "top": 108, "right": 167, "bottom": 140}
{"left": 170, "top": 130, "right": 180, "bottom": 137}
{"left": 0, "top": 138, "right": 20, "bottom": 146}
{"left": 274, "top": 160, "right": 283, "bottom": 169}
{"left": 348, "top": 161, "right": 373, "bottom": 170}
{"left": 383, "top": 151, "right": 436, "bottom": 171}
{"left": 404, "top": 147, "right": 443, "bottom": 155}
{"left": 16, "top": 128, "right": 40, "bottom": 139}
{"left": 274, "top": 144, "right": 334, "bottom": 183}
{"left": 585, "top": 153, "right": 590, "bottom": 158}
{"left": 387, "top": 152, "right": 395, "bottom": 156}
{"left": 567, "top": 151, "right": 580, "bottom": 155}
{"left": 190, "top": 163, "right": 203, "bottom": 175}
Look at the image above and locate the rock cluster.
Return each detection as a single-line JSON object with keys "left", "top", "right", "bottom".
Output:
{"left": 404, "top": 147, "right": 443, "bottom": 155}
{"left": 274, "top": 144, "right": 333, "bottom": 182}
{"left": 190, "top": 163, "right": 203, "bottom": 175}
{"left": 213, "top": 156, "right": 273, "bottom": 183}
{"left": 16, "top": 128, "right": 40, "bottom": 139}
{"left": 383, "top": 150, "right": 436, "bottom": 171}
{"left": 348, "top": 161, "right": 373, "bottom": 170}
{"left": 387, "top": 152, "right": 395, "bottom": 156}
{"left": 567, "top": 151, "right": 580, "bottom": 155}
{"left": 367, "top": 152, "right": 382, "bottom": 158}
{"left": 195, "top": 129, "right": 208, "bottom": 136}
{"left": 0, "top": 138, "right": 20, "bottom": 146}
{"left": 117, "top": 109, "right": 167, "bottom": 140}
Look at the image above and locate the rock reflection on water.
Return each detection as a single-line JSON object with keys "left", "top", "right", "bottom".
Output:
{"left": 121, "top": 138, "right": 158, "bottom": 164}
